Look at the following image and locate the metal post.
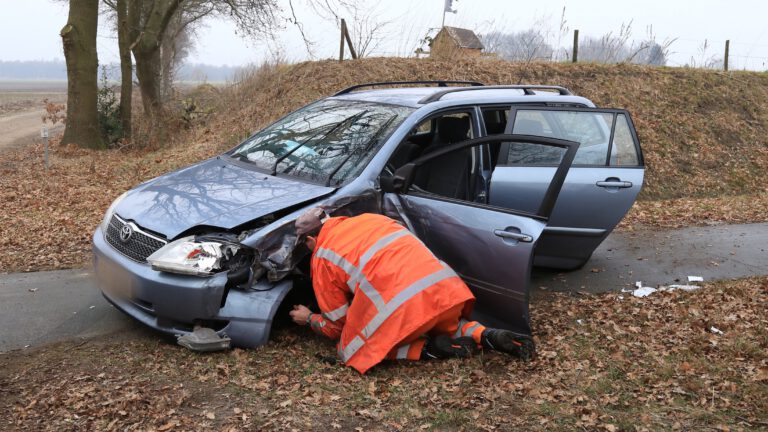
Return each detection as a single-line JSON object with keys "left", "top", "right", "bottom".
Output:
{"left": 573, "top": 29, "right": 579, "bottom": 63}
{"left": 724, "top": 40, "right": 730, "bottom": 71}
{"left": 41, "top": 126, "right": 49, "bottom": 170}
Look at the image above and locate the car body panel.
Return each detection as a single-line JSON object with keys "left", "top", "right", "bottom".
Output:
{"left": 117, "top": 157, "right": 334, "bottom": 239}
{"left": 490, "top": 167, "right": 645, "bottom": 268}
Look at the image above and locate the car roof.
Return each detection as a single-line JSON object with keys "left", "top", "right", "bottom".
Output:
{"left": 329, "top": 86, "right": 595, "bottom": 108}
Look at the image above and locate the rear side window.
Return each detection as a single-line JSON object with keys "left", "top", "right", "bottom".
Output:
{"left": 610, "top": 114, "right": 639, "bottom": 166}
{"left": 498, "top": 109, "right": 640, "bottom": 167}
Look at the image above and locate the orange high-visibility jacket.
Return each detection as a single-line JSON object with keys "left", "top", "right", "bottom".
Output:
{"left": 308, "top": 213, "right": 476, "bottom": 374}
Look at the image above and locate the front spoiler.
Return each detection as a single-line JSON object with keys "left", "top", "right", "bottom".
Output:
{"left": 93, "top": 228, "right": 293, "bottom": 348}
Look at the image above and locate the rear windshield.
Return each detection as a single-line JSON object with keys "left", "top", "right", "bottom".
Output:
{"left": 230, "top": 99, "right": 413, "bottom": 185}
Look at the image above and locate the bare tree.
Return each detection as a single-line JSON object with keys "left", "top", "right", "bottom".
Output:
{"left": 304, "top": 0, "right": 392, "bottom": 58}
{"left": 61, "top": 0, "right": 105, "bottom": 149}
{"left": 103, "top": 0, "right": 279, "bottom": 137}
{"left": 482, "top": 30, "right": 554, "bottom": 62}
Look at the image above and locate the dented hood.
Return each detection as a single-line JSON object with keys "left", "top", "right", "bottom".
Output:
{"left": 115, "top": 157, "right": 334, "bottom": 239}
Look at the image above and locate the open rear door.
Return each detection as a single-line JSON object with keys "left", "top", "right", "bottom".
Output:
{"left": 489, "top": 107, "right": 645, "bottom": 269}
{"left": 381, "top": 135, "right": 578, "bottom": 335}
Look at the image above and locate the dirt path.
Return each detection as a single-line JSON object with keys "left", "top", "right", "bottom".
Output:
{"left": 0, "top": 108, "right": 59, "bottom": 153}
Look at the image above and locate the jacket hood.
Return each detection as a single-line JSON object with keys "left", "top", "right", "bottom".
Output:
{"left": 115, "top": 157, "right": 334, "bottom": 239}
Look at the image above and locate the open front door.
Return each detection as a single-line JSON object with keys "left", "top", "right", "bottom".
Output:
{"left": 488, "top": 107, "right": 645, "bottom": 269}
{"left": 381, "top": 135, "right": 578, "bottom": 335}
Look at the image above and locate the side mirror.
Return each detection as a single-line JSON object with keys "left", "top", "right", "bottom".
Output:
{"left": 380, "top": 164, "right": 416, "bottom": 194}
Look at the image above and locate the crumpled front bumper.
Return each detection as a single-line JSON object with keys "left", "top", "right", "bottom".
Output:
{"left": 92, "top": 227, "right": 292, "bottom": 348}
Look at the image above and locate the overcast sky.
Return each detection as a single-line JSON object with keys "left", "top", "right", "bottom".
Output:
{"left": 1, "top": 0, "right": 767, "bottom": 70}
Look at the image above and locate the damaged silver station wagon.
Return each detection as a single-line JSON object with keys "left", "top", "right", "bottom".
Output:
{"left": 93, "top": 81, "right": 644, "bottom": 350}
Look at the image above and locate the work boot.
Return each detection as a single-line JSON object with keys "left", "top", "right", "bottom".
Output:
{"left": 422, "top": 335, "right": 478, "bottom": 360}
{"left": 481, "top": 328, "right": 535, "bottom": 361}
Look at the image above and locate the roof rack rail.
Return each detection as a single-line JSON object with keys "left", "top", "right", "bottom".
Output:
{"left": 419, "top": 85, "right": 573, "bottom": 104}
{"left": 334, "top": 80, "right": 485, "bottom": 96}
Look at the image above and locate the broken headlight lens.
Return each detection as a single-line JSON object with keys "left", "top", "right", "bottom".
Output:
{"left": 100, "top": 191, "right": 128, "bottom": 234}
{"left": 147, "top": 236, "right": 240, "bottom": 277}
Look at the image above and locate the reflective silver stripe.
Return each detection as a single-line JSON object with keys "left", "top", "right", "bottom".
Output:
{"left": 356, "top": 278, "right": 386, "bottom": 311}
{"left": 362, "top": 267, "right": 457, "bottom": 339}
{"left": 463, "top": 323, "right": 482, "bottom": 338}
{"left": 314, "top": 248, "right": 358, "bottom": 294}
{"left": 323, "top": 303, "right": 349, "bottom": 322}
{"left": 346, "top": 230, "right": 409, "bottom": 311}
{"left": 454, "top": 319, "right": 471, "bottom": 338}
{"left": 396, "top": 344, "right": 411, "bottom": 359}
{"left": 359, "top": 230, "right": 409, "bottom": 268}
{"left": 339, "top": 336, "right": 365, "bottom": 362}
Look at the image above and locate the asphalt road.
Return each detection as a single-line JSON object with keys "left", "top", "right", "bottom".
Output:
{"left": 1, "top": 222, "right": 767, "bottom": 353}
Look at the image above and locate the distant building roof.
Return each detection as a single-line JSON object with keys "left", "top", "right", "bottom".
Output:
{"left": 440, "top": 26, "right": 484, "bottom": 50}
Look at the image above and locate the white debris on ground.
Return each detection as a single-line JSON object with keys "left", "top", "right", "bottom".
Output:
{"left": 625, "top": 277, "right": 706, "bottom": 298}
{"left": 710, "top": 326, "right": 725, "bottom": 335}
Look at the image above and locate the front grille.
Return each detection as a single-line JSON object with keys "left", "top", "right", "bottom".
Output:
{"left": 105, "top": 215, "right": 167, "bottom": 262}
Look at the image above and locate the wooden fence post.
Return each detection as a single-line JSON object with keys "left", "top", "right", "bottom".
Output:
{"left": 572, "top": 29, "right": 579, "bottom": 63}
{"left": 724, "top": 39, "right": 730, "bottom": 71}
{"left": 343, "top": 20, "right": 358, "bottom": 59}
{"left": 339, "top": 19, "right": 346, "bottom": 61}
{"left": 339, "top": 18, "right": 358, "bottom": 61}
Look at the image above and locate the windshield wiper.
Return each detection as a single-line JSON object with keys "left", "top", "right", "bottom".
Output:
{"left": 325, "top": 115, "right": 398, "bottom": 187}
{"left": 271, "top": 111, "right": 369, "bottom": 176}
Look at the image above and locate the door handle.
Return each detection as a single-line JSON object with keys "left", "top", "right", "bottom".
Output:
{"left": 493, "top": 229, "right": 533, "bottom": 243}
{"left": 596, "top": 180, "right": 632, "bottom": 188}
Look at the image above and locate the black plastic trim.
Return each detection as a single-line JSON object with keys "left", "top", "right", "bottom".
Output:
{"left": 335, "top": 80, "right": 485, "bottom": 96}
{"left": 419, "top": 85, "right": 573, "bottom": 104}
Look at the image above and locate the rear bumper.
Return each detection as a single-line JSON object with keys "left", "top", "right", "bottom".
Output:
{"left": 92, "top": 227, "right": 292, "bottom": 347}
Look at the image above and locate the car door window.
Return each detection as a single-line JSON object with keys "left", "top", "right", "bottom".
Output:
{"left": 387, "top": 111, "right": 478, "bottom": 197}
{"left": 610, "top": 114, "right": 639, "bottom": 166}
{"left": 510, "top": 110, "right": 611, "bottom": 165}
{"left": 490, "top": 108, "right": 643, "bottom": 167}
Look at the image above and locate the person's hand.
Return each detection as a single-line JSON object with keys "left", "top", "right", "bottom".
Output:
{"left": 289, "top": 304, "right": 312, "bottom": 325}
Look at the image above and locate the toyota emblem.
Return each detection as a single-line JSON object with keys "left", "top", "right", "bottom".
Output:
{"left": 119, "top": 224, "right": 134, "bottom": 242}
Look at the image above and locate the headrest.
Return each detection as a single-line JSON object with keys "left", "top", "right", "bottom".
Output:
{"left": 437, "top": 116, "right": 470, "bottom": 143}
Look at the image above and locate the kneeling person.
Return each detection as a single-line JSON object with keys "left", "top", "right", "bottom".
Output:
{"left": 289, "top": 208, "right": 533, "bottom": 374}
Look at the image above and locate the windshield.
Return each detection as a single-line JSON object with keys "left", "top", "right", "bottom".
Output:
{"left": 230, "top": 99, "right": 413, "bottom": 185}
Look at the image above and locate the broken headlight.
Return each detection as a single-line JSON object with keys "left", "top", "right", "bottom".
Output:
{"left": 147, "top": 236, "right": 247, "bottom": 277}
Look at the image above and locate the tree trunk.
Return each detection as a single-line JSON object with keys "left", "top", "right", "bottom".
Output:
{"left": 116, "top": 0, "right": 132, "bottom": 140}
{"left": 131, "top": 0, "right": 181, "bottom": 117}
{"left": 60, "top": 0, "right": 104, "bottom": 149}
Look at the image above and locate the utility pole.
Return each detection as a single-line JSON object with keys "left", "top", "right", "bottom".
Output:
{"left": 724, "top": 40, "right": 730, "bottom": 71}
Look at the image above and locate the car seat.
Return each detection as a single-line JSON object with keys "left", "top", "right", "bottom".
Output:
{"left": 414, "top": 116, "right": 472, "bottom": 199}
